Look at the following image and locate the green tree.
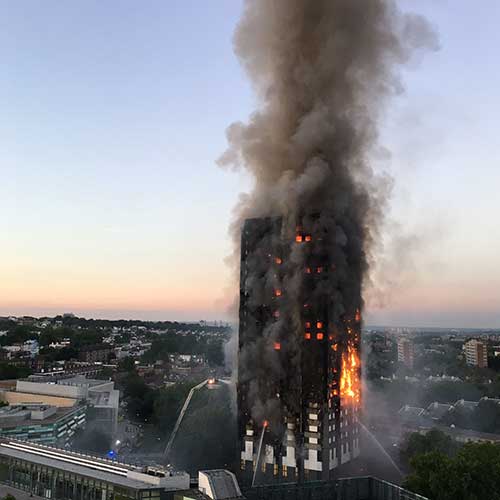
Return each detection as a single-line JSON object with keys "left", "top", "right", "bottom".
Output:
{"left": 0, "top": 363, "right": 32, "bottom": 380}
{"left": 118, "top": 357, "right": 136, "bottom": 373}
{"left": 38, "top": 346, "right": 78, "bottom": 362}
{"left": 404, "top": 442, "right": 500, "bottom": 500}
{"left": 121, "top": 372, "right": 155, "bottom": 422}
{"left": 400, "top": 429, "right": 458, "bottom": 466}
{"left": 153, "top": 382, "right": 197, "bottom": 433}
{"left": 206, "top": 341, "right": 224, "bottom": 366}
{"left": 474, "top": 399, "right": 500, "bottom": 433}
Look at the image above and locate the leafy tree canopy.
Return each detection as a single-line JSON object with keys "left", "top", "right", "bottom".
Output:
{"left": 404, "top": 442, "right": 500, "bottom": 500}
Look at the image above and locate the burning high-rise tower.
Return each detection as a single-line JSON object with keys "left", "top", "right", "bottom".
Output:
{"left": 237, "top": 215, "right": 361, "bottom": 484}
{"left": 221, "top": 0, "right": 436, "bottom": 487}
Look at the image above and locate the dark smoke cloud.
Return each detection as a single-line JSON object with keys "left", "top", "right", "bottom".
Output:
{"left": 220, "top": 0, "right": 437, "bottom": 425}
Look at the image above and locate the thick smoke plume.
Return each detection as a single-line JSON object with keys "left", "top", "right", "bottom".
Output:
{"left": 220, "top": 1, "right": 436, "bottom": 427}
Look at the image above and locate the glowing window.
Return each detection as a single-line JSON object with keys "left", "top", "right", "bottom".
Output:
{"left": 317, "top": 321, "right": 323, "bottom": 329}
{"left": 274, "top": 342, "right": 281, "bottom": 351}
{"left": 316, "top": 267, "right": 323, "bottom": 273}
{"left": 317, "top": 332, "right": 324, "bottom": 340}
{"left": 274, "top": 289, "right": 282, "bottom": 297}
{"left": 275, "top": 257, "right": 282, "bottom": 265}
{"left": 305, "top": 321, "right": 311, "bottom": 329}
{"left": 305, "top": 332, "right": 311, "bottom": 340}
{"left": 306, "top": 267, "right": 312, "bottom": 274}
{"left": 305, "top": 235, "right": 312, "bottom": 242}
{"left": 295, "top": 235, "right": 303, "bottom": 243}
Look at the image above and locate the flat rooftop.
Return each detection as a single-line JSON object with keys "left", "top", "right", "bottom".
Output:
{"left": 0, "top": 405, "right": 82, "bottom": 428}
{"left": 0, "top": 439, "right": 189, "bottom": 490}
{"left": 0, "top": 440, "right": 186, "bottom": 491}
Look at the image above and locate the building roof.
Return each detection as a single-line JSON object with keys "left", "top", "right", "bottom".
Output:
{"left": 404, "top": 423, "right": 500, "bottom": 444}
{"left": 398, "top": 405, "right": 424, "bottom": 418}
{"left": 454, "top": 399, "right": 479, "bottom": 410}
{"left": 0, "top": 440, "right": 188, "bottom": 491}
{"left": 426, "top": 402, "right": 453, "bottom": 420}
{"left": 79, "top": 345, "right": 112, "bottom": 352}
{"left": 199, "top": 470, "right": 242, "bottom": 500}
{"left": 0, "top": 405, "right": 83, "bottom": 429}
{"left": 480, "top": 397, "right": 500, "bottom": 405}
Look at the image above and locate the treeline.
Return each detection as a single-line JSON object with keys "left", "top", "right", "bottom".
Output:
{"left": 37, "top": 327, "right": 106, "bottom": 363}
{"left": 118, "top": 363, "right": 198, "bottom": 434}
{"left": 0, "top": 363, "right": 32, "bottom": 380}
{"left": 118, "top": 360, "right": 237, "bottom": 471}
{"left": 49, "top": 316, "right": 231, "bottom": 333}
{"left": 401, "top": 430, "right": 500, "bottom": 500}
{"left": 141, "top": 334, "right": 226, "bottom": 366}
{"left": 0, "top": 325, "right": 38, "bottom": 346}
{"left": 0, "top": 324, "right": 104, "bottom": 349}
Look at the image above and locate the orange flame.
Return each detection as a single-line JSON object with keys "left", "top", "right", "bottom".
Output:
{"left": 355, "top": 309, "right": 361, "bottom": 322}
{"left": 340, "top": 343, "right": 360, "bottom": 404}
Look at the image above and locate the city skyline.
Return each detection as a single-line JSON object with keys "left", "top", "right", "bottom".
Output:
{"left": 2, "top": 1, "right": 500, "bottom": 327}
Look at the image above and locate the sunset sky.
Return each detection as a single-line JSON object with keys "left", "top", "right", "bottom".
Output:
{"left": 2, "top": 1, "right": 500, "bottom": 327}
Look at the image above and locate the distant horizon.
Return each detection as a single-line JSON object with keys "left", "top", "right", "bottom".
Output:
{"left": 2, "top": 2, "right": 500, "bottom": 329}
{"left": 2, "top": 308, "right": 499, "bottom": 332}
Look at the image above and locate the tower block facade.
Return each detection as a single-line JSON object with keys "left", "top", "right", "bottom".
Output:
{"left": 237, "top": 216, "right": 361, "bottom": 485}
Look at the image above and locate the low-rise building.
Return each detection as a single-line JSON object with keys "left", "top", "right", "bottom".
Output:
{"left": 0, "top": 404, "right": 86, "bottom": 446}
{"left": 0, "top": 375, "right": 119, "bottom": 438}
{"left": 0, "top": 439, "right": 190, "bottom": 500}
{"left": 78, "top": 345, "right": 113, "bottom": 363}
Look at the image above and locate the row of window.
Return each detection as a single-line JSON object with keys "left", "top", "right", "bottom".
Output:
{"left": 0, "top": 457, "right": 158, "bottom": 500}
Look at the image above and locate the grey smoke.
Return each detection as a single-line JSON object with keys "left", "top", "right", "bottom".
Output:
{"left": 220, "top": 0, "right": 437, "bottom": 427}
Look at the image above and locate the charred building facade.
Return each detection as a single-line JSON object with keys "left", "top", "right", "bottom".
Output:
{"left": 237, "top": 216, "right": 361, "bottom": 485}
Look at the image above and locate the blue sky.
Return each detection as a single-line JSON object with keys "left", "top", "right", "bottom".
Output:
{"left": 1, "top": 1, "right": 499, "bottom": 327}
